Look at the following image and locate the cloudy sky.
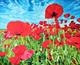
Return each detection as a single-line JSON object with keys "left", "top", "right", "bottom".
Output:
{"left": 0, "top": 0, "right": 80, "bottom": 29}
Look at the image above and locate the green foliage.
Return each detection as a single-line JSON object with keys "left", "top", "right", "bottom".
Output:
{"left": 0, "top": 30, "right": 80, "bottom": 65}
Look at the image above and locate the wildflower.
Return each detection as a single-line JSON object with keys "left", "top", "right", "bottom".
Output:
{"left": 45, "top": 3, "right": 63, "bottom": 19}
{"left": 76, "top": 24, "right": 80, "bottom": 29}
{"left": 49, "top": 26, "right": 55, "bottom": 35}
{"left": 39, "top": 21, "right": 47, "bottom": 26}
{"left": 0, "top": 52, "right": 6, "bottom": 57}
{"left": 21, "top": 22, "right": 32, "bottom": 36}
{"left": 54, "top": 39, "right": 64, "bottom": 46}
{"left": 77, "top": 18, "right": 80, "bottom": 22}
{"left": 70, "top": 16, "right": 75, "bottom": 19}
{"left": 21, "top": 50, "right": 34, "bottom": 60}
{"left": 69, "top": 21, "right": 77, "bottom": 29}
{"left": 64, "top": 13, "right": 70, "bottom": 18}
{"left": 30, "top": 27, "right": 42, "bottom": 40}
{"left": 74, "top": 32, "right": 80, "bottom": 37}
{"left": 42, "top": 40, "right": 52, "bottom": 48}
{"left": 9, "top": 56, "right": 20, "bottom": 65}
{"left": 65, "top": 32, "right": 71, "bottom": 38}
{"left": 4, "top": 31, "right": 14, "bottom": 39}
{"left": 6, "top": 20, "right": 32, "bottom": 38}
{"left": 13, "top": 45, "right": 34, "bottom": 58}
{"left": 12, "top": 45, "right": 27, "bottom": 56}
{"left": 67, "top": 37, "right": 80, "bottom": 49}
{"left": 10, "top": 45, "right": 35, "bottom": 65}
{"left": 7, "top": 20, "right": 25, "bottom": 36}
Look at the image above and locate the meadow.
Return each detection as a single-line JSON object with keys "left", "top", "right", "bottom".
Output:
{"left": 0, "top": 19, "right": 80, "bottom": 65}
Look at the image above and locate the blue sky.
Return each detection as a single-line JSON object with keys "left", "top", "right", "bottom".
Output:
{"left": 0, "top": 0, "right": 80, "bottom": 29}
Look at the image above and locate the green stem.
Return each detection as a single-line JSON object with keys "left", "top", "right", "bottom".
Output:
{"left": 45, "top": 49, "right": 48, "bottom": 65}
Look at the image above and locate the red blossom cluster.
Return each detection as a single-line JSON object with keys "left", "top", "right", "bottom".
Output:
{"left": 9, "top": 45, "right": 34, "bottom": 65}
{"left": 42, "top": 40, "right": 52, "bottom": 48}
{"left": 4, "top": 20, "right": 32, "bottom": 38}
{"left": 4, "top": 20, "right": 58, "bottom": 40}
{"left": 0, "top": 52, "right": 6, "bottom": 56}
{"left": 4, "top": 18, "right": 80, "bottom": 49}
{"left": 0, "top": 45, "right": 34, "bottom": 65}
{"left": 62, "top": 16, "right": 80, "bottom": 49}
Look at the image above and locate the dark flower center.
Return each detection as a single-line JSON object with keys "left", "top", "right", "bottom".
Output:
{"left": 16, "top": 33, "right": 21, "bottom": 36}
{"left": 52, "top": 12, "right": 57, "bottom": 17}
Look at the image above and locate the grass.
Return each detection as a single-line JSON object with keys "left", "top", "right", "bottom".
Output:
{"left": 0, "top": 30, "right": 80, "bottom": 65}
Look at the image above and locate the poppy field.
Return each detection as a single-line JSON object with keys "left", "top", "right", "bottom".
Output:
{"left": 0, "top": 3, "right": 80, "bottom": 65}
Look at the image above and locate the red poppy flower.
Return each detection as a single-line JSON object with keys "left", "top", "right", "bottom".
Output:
{"left": 60, "top": 34, "right": 64, "bottom": 39}
{"left": 64, "top": 13, "right": 70, "bottom": 18}
{"left": 33, "top": 34, "right": 41, "bottom": 40}
{"left": 54, "top": 39, "right": 60, "bottom": 46}
{"left": 12, "top": 45, "right": 34, "bottom": 62}
{"left": 21, "top": 50, "right": 34, "bottom": 60}
{"left": 62, "top": 25, "right": 69, "bottom": 31}
{"left": 31, "top": 24, "right": 38, "bottom": 29}
{"left": 74, "top": 32, "right": 80, "bottom": 37}
{"left": 4, "top": 31, "right": 14, "bottom": 39}
{"left": 49, "top": 25, "right": 59, "bottom": 35}
{"left": 0, "top": 52, "right": 6, "bottom": 57}
{"left": 21, "top": 23, "right": 32, "bottom": 36}
{"left": 67, "top": 37, "right": 80, "bottom": 48}
{"left": 44, "top": 33, "right": 50, "bottom": 39}
{"left": 7, "top": 20, "right": 25, "bottom": 35}
{"left": 42, "top": 40, "right": 52, "bottom": 48}
{"left": 6, "top": 20, "right": 32, "bottom": 37}
{"left": 45, "top": 3, "right": 63, "bottom": 19}
{"left": 49, "top": 27, "right": 55, "bottom": 35}
{"left": 55, "top": 27, "right": 60, "bottom": 35}
{"left": 55, "top": 19, "right": 60, "bottom": 28}
{"left": 12, "top": 45, "right": 27, "bottom": 56}
{"left": 69, "top": 21, "right": 77, "bottom": 29}
{"left": 39, "top": 21, "right": 47, "bottom": 26}
{"left": 65, "top": 32, "right": 71, "bottom": 38}
{"left": 67, "top": 37, "right": 80, "bottom": 43}
{"left": 75, "top": 24, "right": 80, "bottom": 30}
{"left": 30, "top": 27, "right": 42, "bottom": 40}
{"left": 54, "top": 39, "right": 64, "bottom": 46}
{"left": 77, "top": 18, "right": 80, "bottom": 22}
{"left": 9, "top": 56, "right": 20, "bottom": 65}
{"left": 70, "top": 16, "right": 75, "bottom": 19}
{"left": 75, "top": 43, "right": 80, "bottom": 49}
